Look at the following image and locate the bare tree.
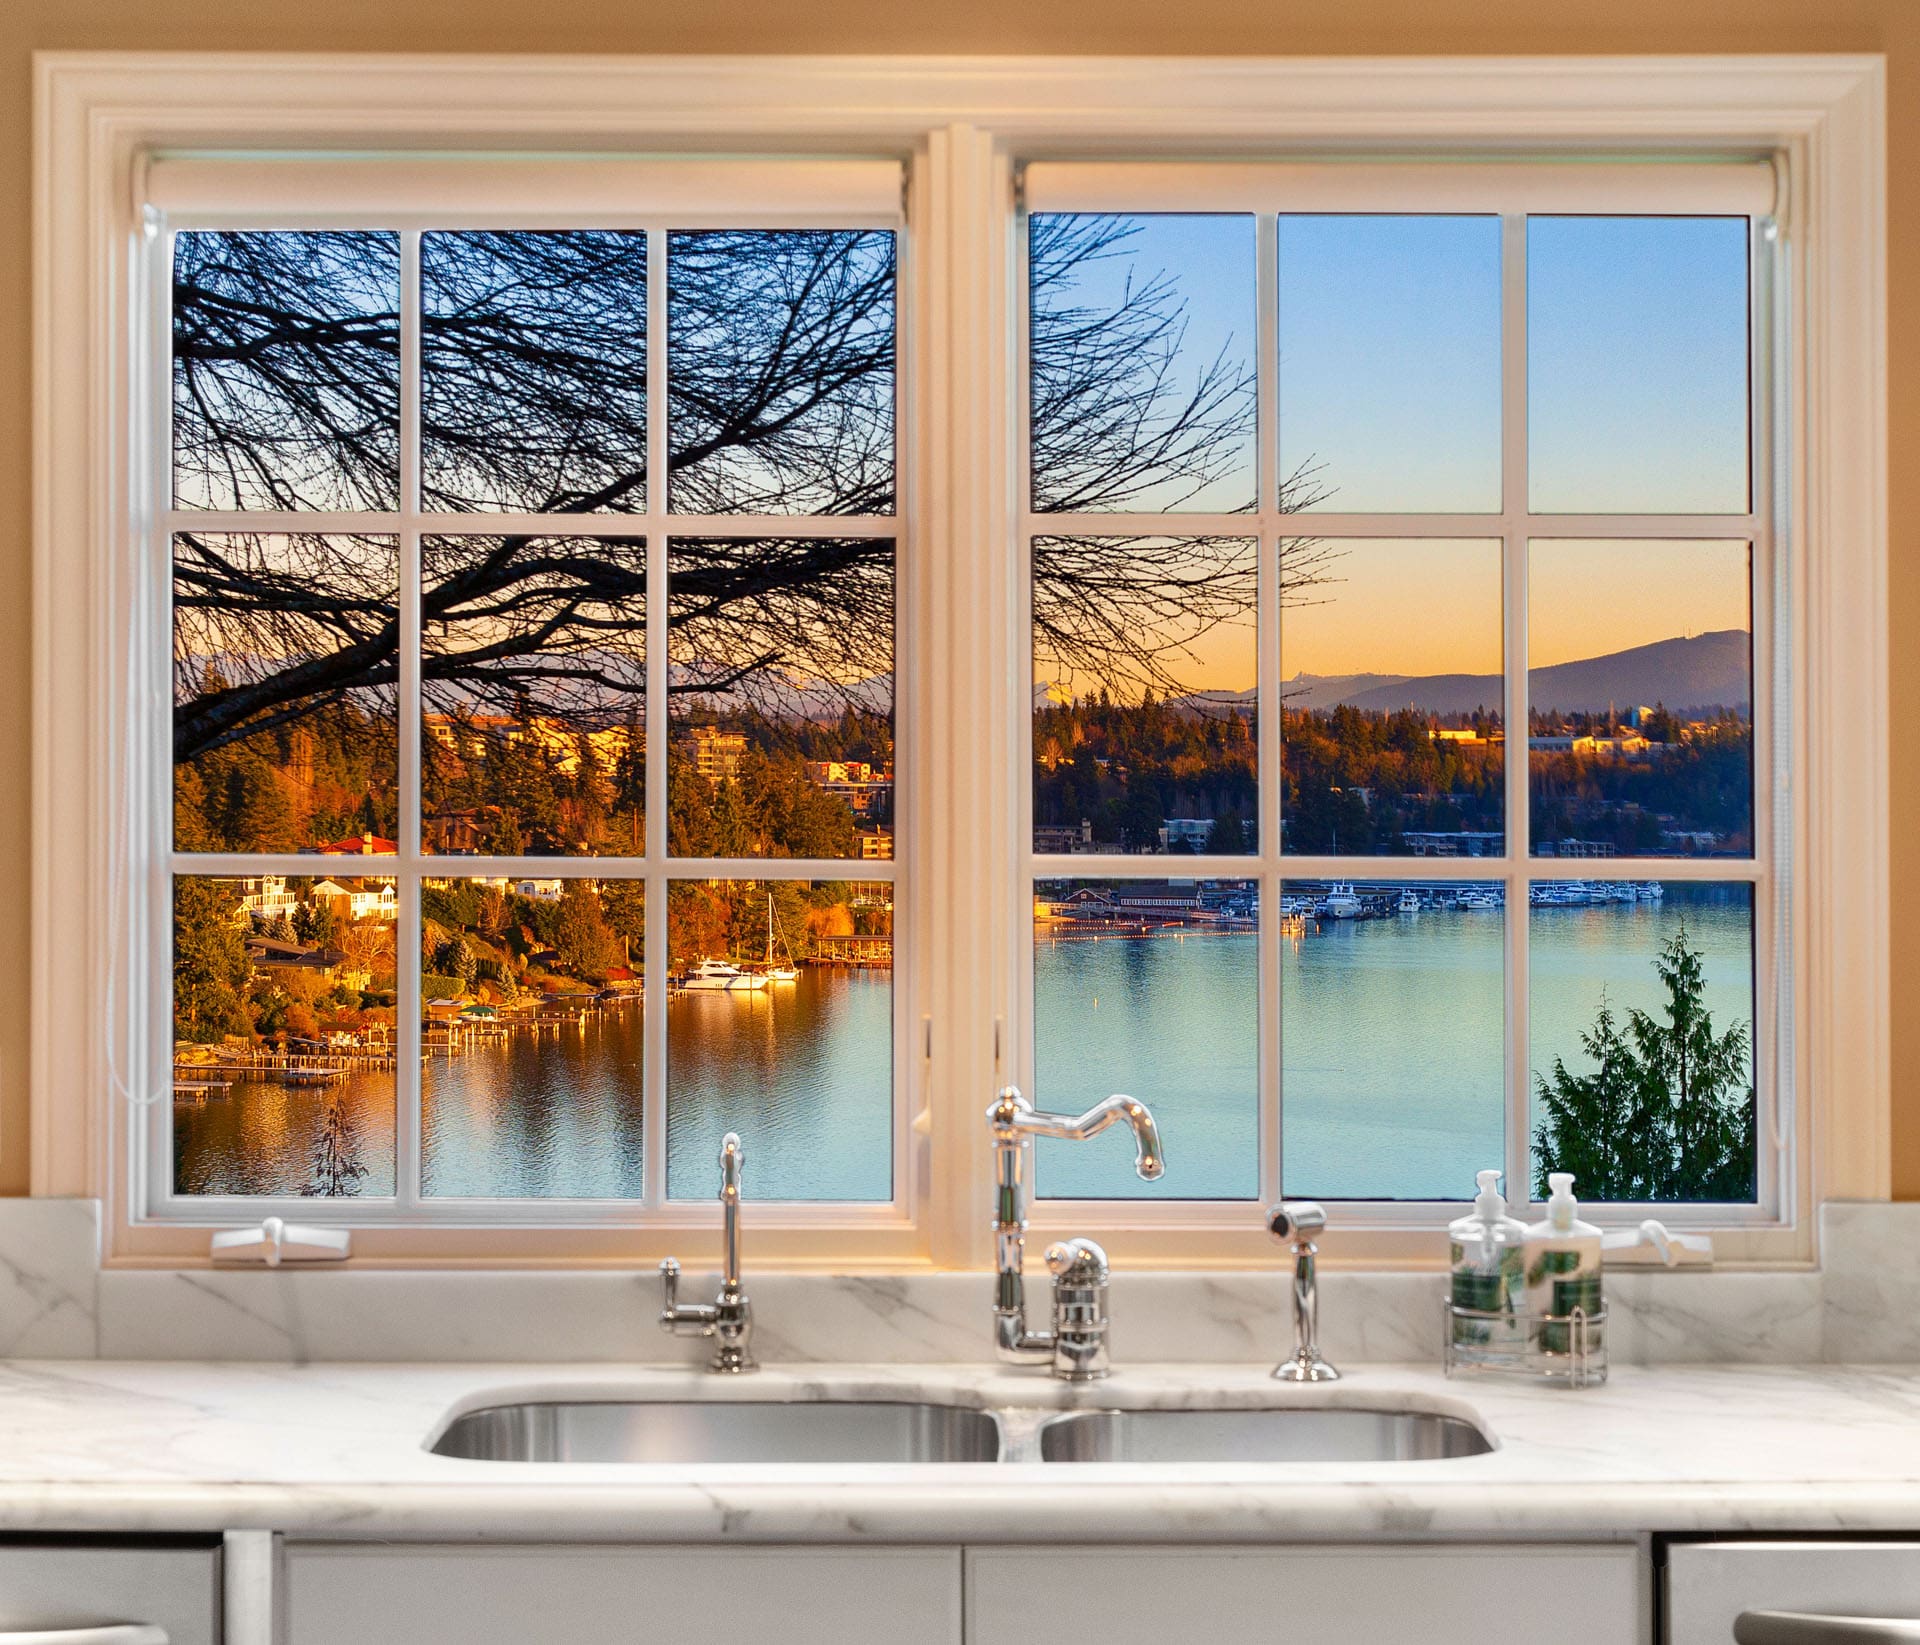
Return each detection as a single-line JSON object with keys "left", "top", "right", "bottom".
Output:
{"left": 171, "top": 216, "right": 1335, "bottom": 760}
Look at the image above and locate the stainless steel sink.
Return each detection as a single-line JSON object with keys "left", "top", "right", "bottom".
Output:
{"left": 1036, "top": 1406, "right": 1492, "bottom": 1464}
{"left": 431, "top": 1400, "right": 1004, "bottom": 1465}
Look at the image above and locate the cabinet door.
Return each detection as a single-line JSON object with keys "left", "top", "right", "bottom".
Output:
{"left": 1667, "top": 1541, "right": 1920, "bottom": 1644}
{"left": 966, "top": 1544, "right": 1645, "bottom": 1645}
{"left": 0, "top": 1541, "right": 221, "bottom": 1645}
{"left": 286, "top": 1544, "right": 961, "bottom": 1645}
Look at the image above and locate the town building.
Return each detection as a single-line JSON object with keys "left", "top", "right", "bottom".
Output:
{"left": 310, "top": 878, "right": 400, "bottom": 923}
{"left": 1403, "top": 830, "right": 1507, "bottom": 858}
{"left": 678, "top": 725, "right": 748, "bottom": 782}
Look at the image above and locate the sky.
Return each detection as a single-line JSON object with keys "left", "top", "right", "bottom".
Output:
{"left": 1282, "top": 538, "right": 1501, "bottom": 679}
{"left": 1032, "top": 210, "right": 1755, "bottom": 690}
{"left": 1529, "top": 539, "right": 1751, "bottom": 670}
{"left": 1033, "top": 209, "right": 1751, "bottom": 517}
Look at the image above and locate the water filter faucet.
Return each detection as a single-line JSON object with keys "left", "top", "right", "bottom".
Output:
{"left": 657, "top": 1132, "right": 756, "bottom": 1373}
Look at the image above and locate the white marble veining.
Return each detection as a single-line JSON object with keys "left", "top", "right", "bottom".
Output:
{"left": 2, "top": 1357, "right": 1920, "bottom": 1540}
{"left": 0, "top": 1197, "right": 1901, "bottom": 1365}
{"left": 0, "top": 1198, "right": 98, "bottom": 1358}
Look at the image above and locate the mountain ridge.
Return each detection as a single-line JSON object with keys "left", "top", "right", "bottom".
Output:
{"left": 1036, "top": 629, "right": 1751, "bottom": 719}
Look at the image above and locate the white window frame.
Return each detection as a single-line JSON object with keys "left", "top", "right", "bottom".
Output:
{"left": 144, "top": 157, "right": 915, "bottom": 1247}
{"left": 31, "top": 53, "right": 1886, "bottom": 1268}
{"left": 1013, "top": 159, "right": 1786, "bottom": 1245}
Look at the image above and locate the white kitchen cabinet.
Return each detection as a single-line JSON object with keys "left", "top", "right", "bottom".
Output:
{"left": 1667, "top": 1541, "right": 1920, "bottom": 1644}
{"left": 965, "top": 1544, "right": 1647, "bottom": 1645}
{"left": 0, "top": 1540, "right": 221, "bottom": 1645}
{"left": 284, "top": 1544, "right": 962, "bottom": 1645}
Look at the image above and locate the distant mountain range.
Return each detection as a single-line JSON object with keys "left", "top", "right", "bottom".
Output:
{"left": 1035, "top": 630, "right": 1752, "bottom": 719}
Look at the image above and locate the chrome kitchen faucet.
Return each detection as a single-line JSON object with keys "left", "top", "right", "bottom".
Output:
{"left": 658, "top": 1131, "right": 756, "bottom": 1373}
{"left": 987, "top": 1085, "right": 1164, "bottom": 1381}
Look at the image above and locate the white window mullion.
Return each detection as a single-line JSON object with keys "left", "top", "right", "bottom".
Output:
{"left": 395, "top": 228, "right": 424, "bottom": 1213}
{"left": 1256, "top": 209, "right": 1284, "bottom": 1210}
{"left": 642, "top": 224, "right": 671, "bottom": 1212}
{"left": 1500, "top": 211, "right": 1535, "bottom": 1210}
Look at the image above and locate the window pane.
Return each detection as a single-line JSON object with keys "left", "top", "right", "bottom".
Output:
{"left": 422, "top": 231, "right": 648, "bottom": 514}
{"left": 422, "top": 535, "right": 646, "bottom": 857}
{"left": 667, "top": 230, "right": 896, "bottom": 515}
{"left": 173, "top": 533, "right": 398, "bottom": 854}
{"left": 1530, "top": 881, "right": 1756, "bottom": 1202}
{"left": 1030, "top": 214, "right": 1257, "bottom": 514}
{"left": 1529, "top": 540, "right": 1753, "bottom": 858}
{"left": 172, "top": 873, "right": 396, "bottom": 1197}
{"left": 1278, "top": 215, "right": 1502, "bottom": 513}
{"left": 1281, "top": 878, "right": 1505, "bottom": 1200}
{"left": 1281, "top": 538, "right": 1504, "bottom": 857}
{"left": 420, "top": 876, "right": 644, "bottom": 1199}
{"left": 1528, "top": 216, "right": 1750, "bottom": 515}
{"left": 667, "top": 879, "right": 892, "bottom": 1201}
{"left": 1033, "top": 877, "right": 1258, "bottom": 1199}
{"left": 1032, "top": 535, "right": 1256, "bottom": 855}
{"left": 668, "top": 537, "right": 893, "bottom": 861}
{"left": 173, "top": 230, "right": 399, "bottom": 512}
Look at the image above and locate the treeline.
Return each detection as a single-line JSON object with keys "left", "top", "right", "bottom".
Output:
{"left": 175, "top": 688, "right": 398, "bottom": 853}
{"left": 668, "top": 706, "right": 893, "bottom": 861}
{"left": 424, "top": 706, "right": 644, "bottom": 856}
{"left": 1281, "top": 705, "right": 1503, "bottom": 855}
{"left": 1033, "top": 692, "right": 1256, "bottom": 852}
{"left": 1531, "top": 714, "right": 1753, "bottom": 856}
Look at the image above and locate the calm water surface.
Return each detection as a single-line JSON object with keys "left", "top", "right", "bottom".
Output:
{"left": 175, "top": 892, "right": 1754, "bottom": 1204}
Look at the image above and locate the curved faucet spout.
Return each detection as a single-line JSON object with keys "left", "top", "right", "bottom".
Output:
{"left": 987, "top": 1088, "right": 1165, "bottom": 1181}
{"left": 987, "top": 1086, "right": 1165, "bottom": 1378}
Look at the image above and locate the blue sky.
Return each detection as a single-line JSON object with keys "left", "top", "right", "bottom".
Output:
{"left": 1034, "top": 210, "right": 1750, "bottom": 518}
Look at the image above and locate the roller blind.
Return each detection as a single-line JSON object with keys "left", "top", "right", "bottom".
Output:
{"left": 144, "top": 154, "right": 905, "bottom": 226}
{"left": 1020, "top": 159, "right": 1778, "bottom": 218}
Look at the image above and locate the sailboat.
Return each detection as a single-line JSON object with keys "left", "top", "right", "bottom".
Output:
{"left": 764, "top": 892, "right": 801, "bottom": 982}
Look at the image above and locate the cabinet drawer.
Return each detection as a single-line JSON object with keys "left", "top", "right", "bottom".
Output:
{"left": 1668, "top": 1541, "right": 1920, "bottom": 1645}
{"left": 966, "top": 1544, "right": 1645, "bottom": 1645}
{"left": 0, "top": 1539, "right": 221, "bottom": 1645}
{"left": 286, "top": 1544, "right": 961, "bottom": 1645}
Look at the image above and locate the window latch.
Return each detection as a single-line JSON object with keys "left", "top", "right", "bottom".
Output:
{"left": 209, "top": 1216, "right": 351, "bottom": 1267}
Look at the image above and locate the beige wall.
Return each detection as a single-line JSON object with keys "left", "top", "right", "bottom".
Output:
{"left": 0, "top": 0, "right": 1909, "bottom": 1197}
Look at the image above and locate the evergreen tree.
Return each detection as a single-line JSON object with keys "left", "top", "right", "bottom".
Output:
{"left": 1534, "top": 922, "right": 1755, "bottom": 1201}
{"left": 172, "top": 879, "right": 253, "bottom": 1042}
{"left": 552, "top": 883, "right": 619, "bottom": 979}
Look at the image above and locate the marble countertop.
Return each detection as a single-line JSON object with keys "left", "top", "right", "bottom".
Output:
{"left": 3, "top": 1357, "right": 1920, "bottom": 1542}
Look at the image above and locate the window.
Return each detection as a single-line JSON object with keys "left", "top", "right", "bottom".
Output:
{"left": 33, "top": 59, "right": 1887, "bottom": 1266}
{"left": 152, "top": 161, "right": 908, "bottom": 1235}
{"left": 1018, "top": 163, "right": 1785, "bottom": 1229}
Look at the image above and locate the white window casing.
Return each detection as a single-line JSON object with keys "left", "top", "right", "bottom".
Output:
{"left": 30, "top": 54, "right": 1886, "bottom": 1267}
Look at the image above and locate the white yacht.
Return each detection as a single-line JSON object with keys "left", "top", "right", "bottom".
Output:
{"left": 683, "top": 958, "right": 770, "bottom": 992}
{"left": 1458, "top": 887, "right": 1503, "bottom": 911}
{"left": 1317, "top": 883, "right": 1362, "bottom": 919}
{"left": 1395, "top": 889, "right": 1421, "bottom": 915}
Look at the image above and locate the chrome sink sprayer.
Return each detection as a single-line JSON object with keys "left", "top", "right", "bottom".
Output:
{"left": 658, "top": 1131, "right": 756, "bottom": 1373}
{"left": 1267, "top": 1199, "right": 1340, "bottom": 1382}
{"left": 988, "top": 1086, "right": 1164, "bottom": 1381}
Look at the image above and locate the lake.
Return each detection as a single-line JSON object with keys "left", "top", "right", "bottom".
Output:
{"left": 173, "top": 886, "right": 1755, "bottom": 1206}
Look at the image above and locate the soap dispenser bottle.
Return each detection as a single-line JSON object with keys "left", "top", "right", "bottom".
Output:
{"left": 1524, "top": 1172, "right": 1605, "bottom": 1371}
{"left": 1446, "top": 1169, "right": 1527, "bottom": 1370}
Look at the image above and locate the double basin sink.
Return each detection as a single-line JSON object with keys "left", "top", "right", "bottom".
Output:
{"left": 432, "top": 1398, "right": 1493, "bottom": 1467}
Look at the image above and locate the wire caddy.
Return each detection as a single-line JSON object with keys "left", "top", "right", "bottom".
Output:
{"left": 1442, "top": 1296, "right": 1608, "bottom": 1388}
